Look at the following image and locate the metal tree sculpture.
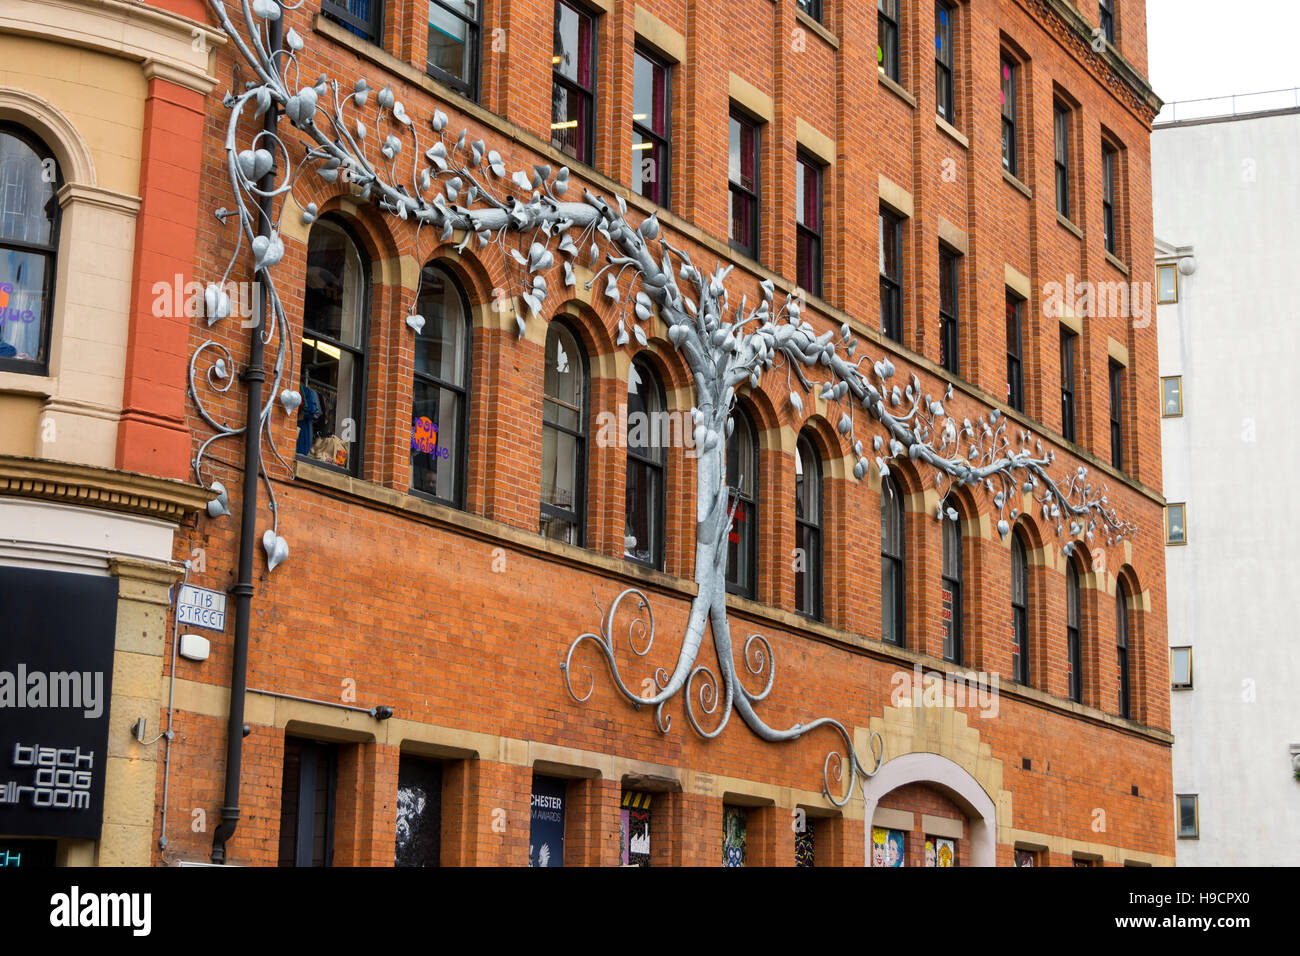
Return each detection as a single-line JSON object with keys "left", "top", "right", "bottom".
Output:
{"left": 198, "top": 0, "right": 1137, "bottom": 805}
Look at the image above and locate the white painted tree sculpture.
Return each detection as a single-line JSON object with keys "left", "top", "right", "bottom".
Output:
{"left": 197, "top": 1, "right": 1136, "bottom": 804}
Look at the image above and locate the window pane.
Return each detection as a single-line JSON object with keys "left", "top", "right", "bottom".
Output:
{"left": 0, "top": 249, "right": 49, "bottom": 362}
{"left": 626, "top": 360, "right": 664, "bottom": 459}
{"left": 879, "top": 210, "right": 900, "bottom": 279}
{"left": 411, "top": 381, "right": 462, "bottom": 500}
{"left": 428, "top": 0, "right": 477, "bottom": 84}
{"left": 1178, "top": 796, "right": 1197, "bottom": 836}
{"left": 942, "top": 508, "right": 961, "bottom": 577}
{"left": 304, "top": 221, "right": 365, "bottom": 347}
{"left": 795, "top": 436, "right": 820, "bottom": 522}
{"left": 1167, "top": 504, "right": 1185, "bottom": 544}
{"left": 1171, "top": 648, "right": 1191, "bottom": 686}
{"left": 544, "top": 324, "right": 584, "bottom": 430}
{"left": 726, "top": 410, "right": 755, "bottom": 497}
{"left": 0, "top": 131, "right": 58, "bottom": 246}
{"left": 1001, "top": 60, "right": 1015, "bottom": 121}
{"left": 1162, "top": 377, "right": 1181, "bottom": 416}
{"left": 1158, "top": 264, "right": 1178, "bottom": 302}
{"left": 881, "top": 558, "right": 898, "bottom": 639}
{"left": 1012, "top": 537, "right": 1027, "bottom": 604}
{"left": 726, "top": 499, "right": 755, "bottom": 594}
{"left": 541, "top": 425, "right": 580, "bottom": 514}
{"left": 553, "top": 1, "right": 592, "bottom": 86}
{"left": 415, "top": 267, "right": 467, "bottom": 386}
{"left": 633, "top": 52, "right": 667, "bottom": 135}
{"left": 1067, "top": 565, "right": 1080, "bottom": 626}
{"left": 624, "top": 458, "right": 659, "bottom": 564}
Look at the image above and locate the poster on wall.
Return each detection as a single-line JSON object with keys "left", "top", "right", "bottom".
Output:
{"left": 871, "top": 827, "right": 906, "bottom": 867}
{"left": 620, "top": 791, "right": 651, "bottom": 866}
{"left": 0, "top": 567, "right": 118, "bottom": 841}
{"left": 1015, "top": 848, "right": 1037, "bottom": 867}
{"left": 794, "top": 818, "right": 815, "bottom": 867}
{"left": 528, "top": 775, "right": 566, "bottom": 867}
{"left": 722, "top": 805, "right": 747, "bottom": 867}
{"left": 925, "top": 836, "right": 956, "bottom": 867}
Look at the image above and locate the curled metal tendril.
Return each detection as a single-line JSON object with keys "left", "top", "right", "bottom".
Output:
{"left": 735, "top": 633, "right": 776, "bottom": 703}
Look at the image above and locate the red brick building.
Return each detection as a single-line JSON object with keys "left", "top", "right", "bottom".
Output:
{"left": 160, "top": 0, "right": 1169, "bottom": 867}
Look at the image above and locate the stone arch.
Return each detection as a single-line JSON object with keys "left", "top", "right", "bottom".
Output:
{"left": 0, "top": 87, "right": 96, "bottom": 186}
{"left": 862, "top": 752, "right": 998, "bottom": 867}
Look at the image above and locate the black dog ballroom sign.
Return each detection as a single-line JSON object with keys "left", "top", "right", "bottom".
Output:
{"left": 0, "top": 567, "right": 118, "bottom": 840}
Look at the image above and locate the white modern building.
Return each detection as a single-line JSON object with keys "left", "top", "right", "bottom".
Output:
{"left": 1152, "top": 99, "right": 1300, "bottom": 866}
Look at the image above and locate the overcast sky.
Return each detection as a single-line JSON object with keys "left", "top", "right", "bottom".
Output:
{"left": 1147, "top": 0, "right": 1300, "bottom": 111}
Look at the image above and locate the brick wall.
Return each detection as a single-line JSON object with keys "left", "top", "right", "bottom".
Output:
{"left": 158, "top": 0, "right": 1171, "bottom": 867}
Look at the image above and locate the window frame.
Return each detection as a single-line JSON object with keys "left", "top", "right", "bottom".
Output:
{"left": 939, "top": 244, "right": 960, "bottom": 376}
{"left": 797, "top": 0, "right": 823, "bottom": 23}
{"left": 632, "top": 45, "right": 672, "bottom": 209}
{"left": 728, "top": 108, "right": 762, "bottom": 260}
{"left": 934, "top": 1, "right": 956, "bottom": 124}
{"left": 794, "top": 431, "right": 823, "bottom": 621}
{"left": 1099, "top": 0, "right": 1115, "bottom": 45}
{"left": 725, "top": 406, "right": 760, "bottom": 600}
{"left": 624, "top": 355, "right": 667, "bottom": 571}
{"left": 878, "top": 0, "right": 901, "bottom": 83}
{"left": 0, "top": 123, "right": 62, "bottom": 377}
{"left": 941, "top": 499, "right": 963, "bottom": 665}
{"left": 1109, "top": 360, "right": 1125, "bottom": 471}
{"left": 540, "top": 319, "right": 590, "bottom": 547}
{"left": 410, "top": 262, "right": 472, "bottom": 510}
{"left": 1006, "top": 290, "right": 1024, "bottom": 412}
{"left": 1161, "top": 375, "right": 1183, "bottom": 417}
{"left": 796, "top": 152, "right": 824, "bottom": 298}
{"left": 879, "top": 206, "right": 904, "bottom": 343}
{"left": 1170, "top": 646, "right": 1193, "bottom": 690}
{"left": 1157, "top": 262, "right": 1179, "bottom": 304}
{"left": 1054, "top": 102, "right": 1072, "bottom": 220}
{"left": 551, "top": 0, "right": 599, "bottom": 167}
{"left": 1116, "top": 585, "right": 1131, "bottom": 720}
{"left": 1060, "top": 325, "right": 1078, "bottom": 443}
{"left": 1011, "top": 531, "right": 1030, "bottom": 685}
{"left": 1001, "top": 55, "right": 1018, "bottom": 177}
{"left": 1102, "top": 141, "right": 1118, "bottom": 256}
{"left": 425, "top": 0, "right": 483, "bottom": 101}
{"left": 322, "top": 0, "right": 384, "bottom": 46}
{"left": 298, "top": 216, "right": 372, "bottom": 479}
{"left": 1066, "top": 562, "right": 1083, "bottom": 703}
{"left": 1165, "top": 502, "right": 1187, "bottom": 546}
{"left": 880, "top": 476, "right": 906, "bottom": 647}
{"left": 1176, "top": 794, "right": 1199, "bottom": 839}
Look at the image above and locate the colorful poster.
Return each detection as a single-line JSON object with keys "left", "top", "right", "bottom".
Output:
{"left": 924, "top": 836, "right": 955, "bottom": 867}
{"left": 621, "top": 791, "right": 651, "bottom": 866}
{"left": 871, "top": 827, "right": 905, "bottom": 867}
{"left": 795, "top": 818, "right": 815, "bottom": 867}
{"left": 1015, "top": 849, "right": 1037, "bottom": 867}
{"left": 528, "top": 775, "right": 566, "bottom": 867}
{"left": 722, "top": 805, "right": 747, "bottom": 867}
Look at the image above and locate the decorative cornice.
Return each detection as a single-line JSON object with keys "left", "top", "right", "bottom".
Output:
{"left": 1036, "top": 0, "right": 1163, "bottom": 121}
{"left": 0, "top": 455, "right": 212, "bottom": 521}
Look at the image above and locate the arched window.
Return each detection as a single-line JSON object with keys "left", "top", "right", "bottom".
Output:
{"left": 725, "top": 406, "right": 758, "bottom": 598}
{"left": 0, "top": 125, "right": 61, "bottom": 374}
{"left": 298, "top": 218, "right": 368, "bottom": 476}
{"left": 625, "top": 356, "right": 665, "bottom": 569}
{"left": 1011, "top": 532, "right": 1030, "bottom": 685}
{"left": 941, "top": 497, "right": 963, "bottom": 664}
{"left": 1117, "top": 582, "right": 1132, "bottom": 719}
{"left": 880, "top": 476, "right": 906, "bottom": 646}
{"left": 1067, "top": 561, "right": 1083, "bottom": 703}
{"left": 410, "top": 263, "right": 471, "bottom": 507}
{"left": 794, "top": 431, "right": 822, "bottom": 620}
{"left": 540, "top": 321, "right": 587, "bottom": 545}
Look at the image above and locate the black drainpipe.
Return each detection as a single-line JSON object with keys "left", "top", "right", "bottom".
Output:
{"left": 211, "top": 12, "right": 281, "bottom": 865}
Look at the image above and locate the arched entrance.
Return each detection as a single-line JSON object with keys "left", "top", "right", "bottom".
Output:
{"left": 862, "top": 752, "right": 998, "bottom": 867}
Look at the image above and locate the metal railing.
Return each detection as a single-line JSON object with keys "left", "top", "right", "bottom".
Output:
{"left": 1155, "top": 87, "right": 1300, "bottom": 125}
